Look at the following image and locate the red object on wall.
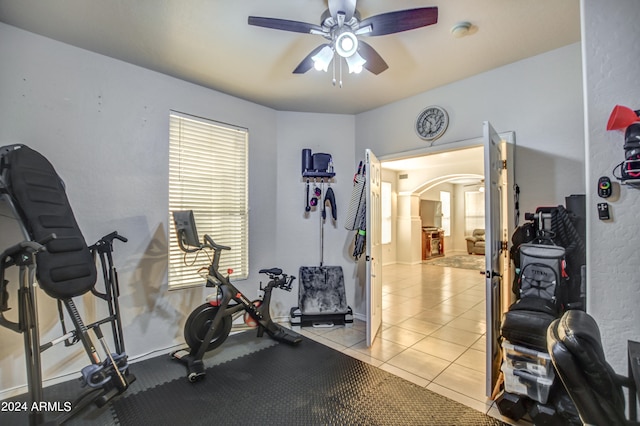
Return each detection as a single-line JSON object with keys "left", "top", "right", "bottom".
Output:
{"left": 607, "top": 105, "right": 640, "bottom": 131}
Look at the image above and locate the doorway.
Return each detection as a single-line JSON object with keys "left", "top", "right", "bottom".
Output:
{"left": 377, "top": 145, "right": 489, "bottom": 403}
{"left": 381, "top": 146, "right": 485, "bottom": 265}
{"left": 369, "top": 128, "right": 514, "bottom": 404}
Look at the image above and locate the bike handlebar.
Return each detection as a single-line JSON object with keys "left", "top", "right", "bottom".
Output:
{"left": 203, "top": 234, "right": 230, "bottom": 251}
{"left": 196, "top": 235, "right": 294, "bottom": 292}
{"left": 271, "top": 273, "right": 296, "bottom": 291}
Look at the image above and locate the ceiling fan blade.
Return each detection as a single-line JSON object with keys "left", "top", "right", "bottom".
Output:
{"left": 358, "top": 40, "right": 388, "bottom": 75}
{"left": 359, "top": 7, "right": 438, "bottom": 36}
{"left": 328, "top": 0, "right": 357, "bottom": 21}
{"left": 293, "top": 43, "right": 331, "bottom": 74}
{"left": 248, "top": 16, "right": 323, "bottom": 34}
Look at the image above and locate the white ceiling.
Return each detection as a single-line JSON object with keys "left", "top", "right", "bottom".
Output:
{"left": 0, "top": 0, "right": 581, "bottom": 115}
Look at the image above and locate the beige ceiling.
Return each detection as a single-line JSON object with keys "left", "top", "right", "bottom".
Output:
{"left": 0, "top": 0, "right": 581, "bottom": 114}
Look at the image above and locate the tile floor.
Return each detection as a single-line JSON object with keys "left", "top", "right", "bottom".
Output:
{"left": 294, "top": 257, "right": 529, "bottom": 425}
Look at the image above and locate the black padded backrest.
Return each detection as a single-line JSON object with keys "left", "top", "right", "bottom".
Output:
{"left": 1, "top": 145, "right": 96, "bottom": 299}
{"left": 547, "top": 310, "right": 626, "bottom": 426}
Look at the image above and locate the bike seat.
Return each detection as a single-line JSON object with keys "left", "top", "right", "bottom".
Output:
{"left": 259, "top": 268, "right": 282, "bottom": 276}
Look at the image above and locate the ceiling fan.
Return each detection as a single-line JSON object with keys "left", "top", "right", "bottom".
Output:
{"left": 248, "top": 0, "right": 438, "bottom": 81}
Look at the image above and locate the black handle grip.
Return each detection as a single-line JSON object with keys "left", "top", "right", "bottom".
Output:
{"left": 38, "top": 233, "right": 57, "bottom": 246}
{"left": 102, "top": 231, "right": 128, "bottom": 244}
{"left": 2, "top": 237, "right": 50, "bottom": 260}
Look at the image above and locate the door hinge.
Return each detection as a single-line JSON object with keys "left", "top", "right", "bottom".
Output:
{"left": 502, "top": 160, "right": 507, "bottom": 170}
{"left": 501, "top": 240, "right": 508, "bottom": 251}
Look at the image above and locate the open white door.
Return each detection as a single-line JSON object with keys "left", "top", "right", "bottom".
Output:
{"left": 483, "top": 121, "right": 509, "bottom": 397}
{"left": 365, "top": 149, "right": 382, "bottom": 347}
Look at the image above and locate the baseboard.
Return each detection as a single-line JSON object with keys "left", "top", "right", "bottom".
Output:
{"left": 0, "top": 342, "right": 189, "bottom": 401}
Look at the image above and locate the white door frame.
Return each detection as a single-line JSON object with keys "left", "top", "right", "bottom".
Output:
{"left": 378, "top": 130, "right": 516, "bottom": 395}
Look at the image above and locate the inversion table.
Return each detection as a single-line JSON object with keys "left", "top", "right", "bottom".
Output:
{"left": 0, "top": 144, "right": 134, "bottom": 425}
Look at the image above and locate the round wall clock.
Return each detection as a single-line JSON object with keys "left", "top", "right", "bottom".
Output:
{"left": 415, "top": 105, "right": 449, "bottom": 141}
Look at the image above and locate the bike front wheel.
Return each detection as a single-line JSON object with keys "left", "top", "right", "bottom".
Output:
{"left": 184, "top": 303, "right": 232, "bottom": 352}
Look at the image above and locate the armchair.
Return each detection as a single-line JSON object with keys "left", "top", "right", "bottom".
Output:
{"left": 547, "top": 309, "right": 640, "bottom": 426}
{"left": 465, "top": 229, "right": 485, "bottom": 255}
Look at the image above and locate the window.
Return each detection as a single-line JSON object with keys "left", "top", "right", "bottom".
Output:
{"left": 439, "top": 191, "right": 451, "bottom": 236}
{"left": 464, "top": 191, "right": 485, "bottom": 235}
{"left": 168, "top": 112, "right": 248, "bottom": 288}
{"left": 381, "top": 181, "right": 392, "bottom": 244}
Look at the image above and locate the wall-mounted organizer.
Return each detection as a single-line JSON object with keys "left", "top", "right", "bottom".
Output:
{"left": 607, "top": 105, "right": 640, "bottom": 186}
{"left": 292, "top": 149, "right": 353, "bottom": 328}
{"left": 301, "top": 148, "right": 335, "bottom": 178}
{"left": 620, "top": 123, "right": 640, "bottom": 185}
{"left": 302, "top": 149, "right": 336, "bottom": 215}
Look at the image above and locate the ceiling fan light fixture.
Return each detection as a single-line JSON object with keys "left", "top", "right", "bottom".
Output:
{"left": 312, "top": 45, "right": 334, "bottom": 72}
{"left": 345, "top": 51, "right": 366, "bottom": 74}
{"left": 335, "top": 30, "right": 358, "bottom": 58}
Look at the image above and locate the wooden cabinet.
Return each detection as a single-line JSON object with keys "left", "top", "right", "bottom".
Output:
{"left": 422, "top": 228, "right": 444, "bottom": 260}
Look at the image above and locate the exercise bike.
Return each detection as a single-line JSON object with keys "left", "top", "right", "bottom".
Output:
{"left": 171, "top": 211, "right": 302, "bottom": 382}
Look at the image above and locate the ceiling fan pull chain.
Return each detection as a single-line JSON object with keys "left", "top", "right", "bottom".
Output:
{"left": 339, "top": 59, "right": 343, "bottom": 88}
{"left": 332, "top": 56, "right": 337, "bottom": 86}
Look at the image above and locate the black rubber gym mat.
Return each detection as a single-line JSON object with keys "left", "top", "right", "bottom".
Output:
{"left": 0, "top": 331, "right": 275, "bottom": 425}
{"left": 112, "top": 336, "right": 506, "bottom": 425}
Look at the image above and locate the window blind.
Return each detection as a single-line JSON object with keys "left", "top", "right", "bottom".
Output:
{"left": 168, "top": 112, "right": 248, "bottom": 289}
{"left": 464, "top": 191, "right": 485, "bottom": 236}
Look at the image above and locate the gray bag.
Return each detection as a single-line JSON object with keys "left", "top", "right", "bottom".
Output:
{"left": 518, "top": 243, "right": 566, "bottom": 304}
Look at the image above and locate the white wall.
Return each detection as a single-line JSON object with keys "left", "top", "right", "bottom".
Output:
{"left": 274, "top": 111, "right": 356, "bottom": 317}
{"left": 0, "top": 23, "right": 280, "bottom": 394}
{"left": 356, "top": 43, "right": 586, "bottom": 217}
{"left": 582, "top": 0, "right": 640, "bottom": 372}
